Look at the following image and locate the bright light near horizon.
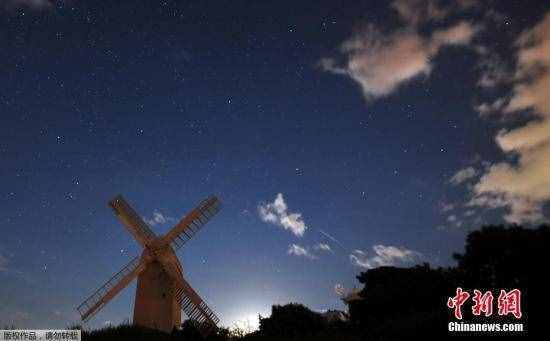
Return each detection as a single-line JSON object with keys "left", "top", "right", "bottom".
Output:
{"left": 223, "top": 300, "right": 272, "bottom": 332}
{"left": 231, "top": 313, "right": 260, "bottom": 333}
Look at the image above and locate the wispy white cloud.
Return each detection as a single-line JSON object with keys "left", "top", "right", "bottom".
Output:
{"left": 258, "top": 193, "right": 307, "bottom": 236}
{"left": 350, "top": 245, "right": 421, "bottom": 269}
{"left": 446, "top": 214, "right": 464, "bottom": 228}
{"left": 334, "top": 283, "right": 345, "bottom": 297}
{"left": 144, "top": 210, "right": 174, "bottom": 227}
{"left": 287, "top": 244, "right": 316, "bottom": 260}
{"left": 474, "top": 98, "right": 507, "bottom": 116}
{"left": 286, "top": 242, "right": 333, "bottom": 260}
{"left": 449, "top": 166, "right": 478, "bottom": 185}
{"left": 349, "top": 250, "right": 369, "bottom": 268}
{"left": 314, "top": 243, "right": 332, "bottom": 252}
{"left": 440, "top": 201, "right": 455, "bottom": 213}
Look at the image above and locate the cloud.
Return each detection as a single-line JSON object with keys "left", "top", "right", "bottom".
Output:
{"left": 319, "top": 0, "right": 477, "bottom": 100}
{"left": 144, "top": 210, "right": 174, "bottom": 227}
{"left": 314, "top": 243, "right": 332, "bottom": 252}
{"left": 474, "top": 98, "right": 507, "bottom": 116}
{"left": 287, "top": 244, "right": 316, "bottom": 260}
{"left": 505, "top": 14, "right": 550, "bottom": 115}
{"left": 334, "top": 283, "right": 345, "bottom": 297}
{"left": 446, "top": 214, "right": 464, "bottom": 228}
{"left": 476, "top": 54, "right": 512, "bottom": 89}
{"left": 391, "top": 0, "right": 449, "bottom": 27}
{"left": 449, "top": 166, "right": 478, "bottom": 185}
{"left": 286, "top": 242, "right": 332, "bottom": 259}
{"left": 440, "top": 201, "right": 455, "bottom": 212}
{"left": 1, "top": 0, "right": 53, "bottom": 11}
{"left": 258, "top": 193, "right": 307, "bottom": 236}
{"left": 439, "top": 205, "right": 482, "bottom": 230}
{"left": 431, "top": 21, "right": 478, "bottom": 46}
{"left": 320, "top": 28, "right": 431, "bottom": 99}
{"left": 350, "top": 245, "right": 421, "bottom": 269}
{"left": 468, "top": 13, "right": 550, "bottom": 224}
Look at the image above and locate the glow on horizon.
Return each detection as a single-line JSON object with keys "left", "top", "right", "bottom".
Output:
{"left": 230, "top": 314, "right": 260, "bottom": 333}
{"left": 223, "top": 303, "right": 271, "bottom": 333}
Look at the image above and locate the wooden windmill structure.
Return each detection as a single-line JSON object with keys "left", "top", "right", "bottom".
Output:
{"left": 77, "top": 195, "right": 222, "bottom": 336}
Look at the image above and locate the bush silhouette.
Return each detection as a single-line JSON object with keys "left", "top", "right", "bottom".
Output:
{"left": 257, "top": 303, "right": 325, "bottom": 337}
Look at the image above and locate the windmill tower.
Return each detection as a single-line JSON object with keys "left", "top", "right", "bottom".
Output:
{"left": 77, "top": 195, "right": 222, "bottom": 336}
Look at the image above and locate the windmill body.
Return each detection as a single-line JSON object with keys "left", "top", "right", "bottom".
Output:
{"left": 77, "top": 195, "right": 222, "bottom": 335}
{"left": 133, "top": 250, "right": 183, "bottom": 332}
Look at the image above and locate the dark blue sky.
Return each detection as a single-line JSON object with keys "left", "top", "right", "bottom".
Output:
{"left": 1, "top": 0, "right": 549, "bottom": 331}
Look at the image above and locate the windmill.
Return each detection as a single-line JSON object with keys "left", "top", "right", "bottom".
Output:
{"left": 77, "top": 194, "right": 222, "bottom": 336}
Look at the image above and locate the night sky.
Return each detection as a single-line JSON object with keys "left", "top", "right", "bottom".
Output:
{"left": 1, "top": 0, "right": 549, "bottom": 331}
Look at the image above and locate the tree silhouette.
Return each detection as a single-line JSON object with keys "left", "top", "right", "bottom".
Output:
{"left": 347, "top": 224, "right": 548, "bottom": 337}
{"left": 452, "top": 224, "right": 548, "bottom": 333}
{"left": 348, "top": 263, "right": 455, "bottom": 337}
{"left": 453, "top": 225, "right": 547, "bottom": 288}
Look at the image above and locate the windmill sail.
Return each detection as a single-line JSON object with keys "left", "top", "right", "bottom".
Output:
{"left": 173, "top": 276, "right": 220, "bottom": 337}
{"left": 109, "top": 195, "right": 157, "bottom": 247}
{"left": 77, "top": 255, "right": 147, "bottom": 321}
{"left": 157, "top": 255, "right": 220, "bottom": 335}
{"left": 162, "top": 196, "right": 221, "bottom": 251}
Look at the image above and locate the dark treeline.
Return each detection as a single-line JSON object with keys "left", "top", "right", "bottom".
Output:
{"left": 79, "top": 224, "right": 546, "bottom": 340}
